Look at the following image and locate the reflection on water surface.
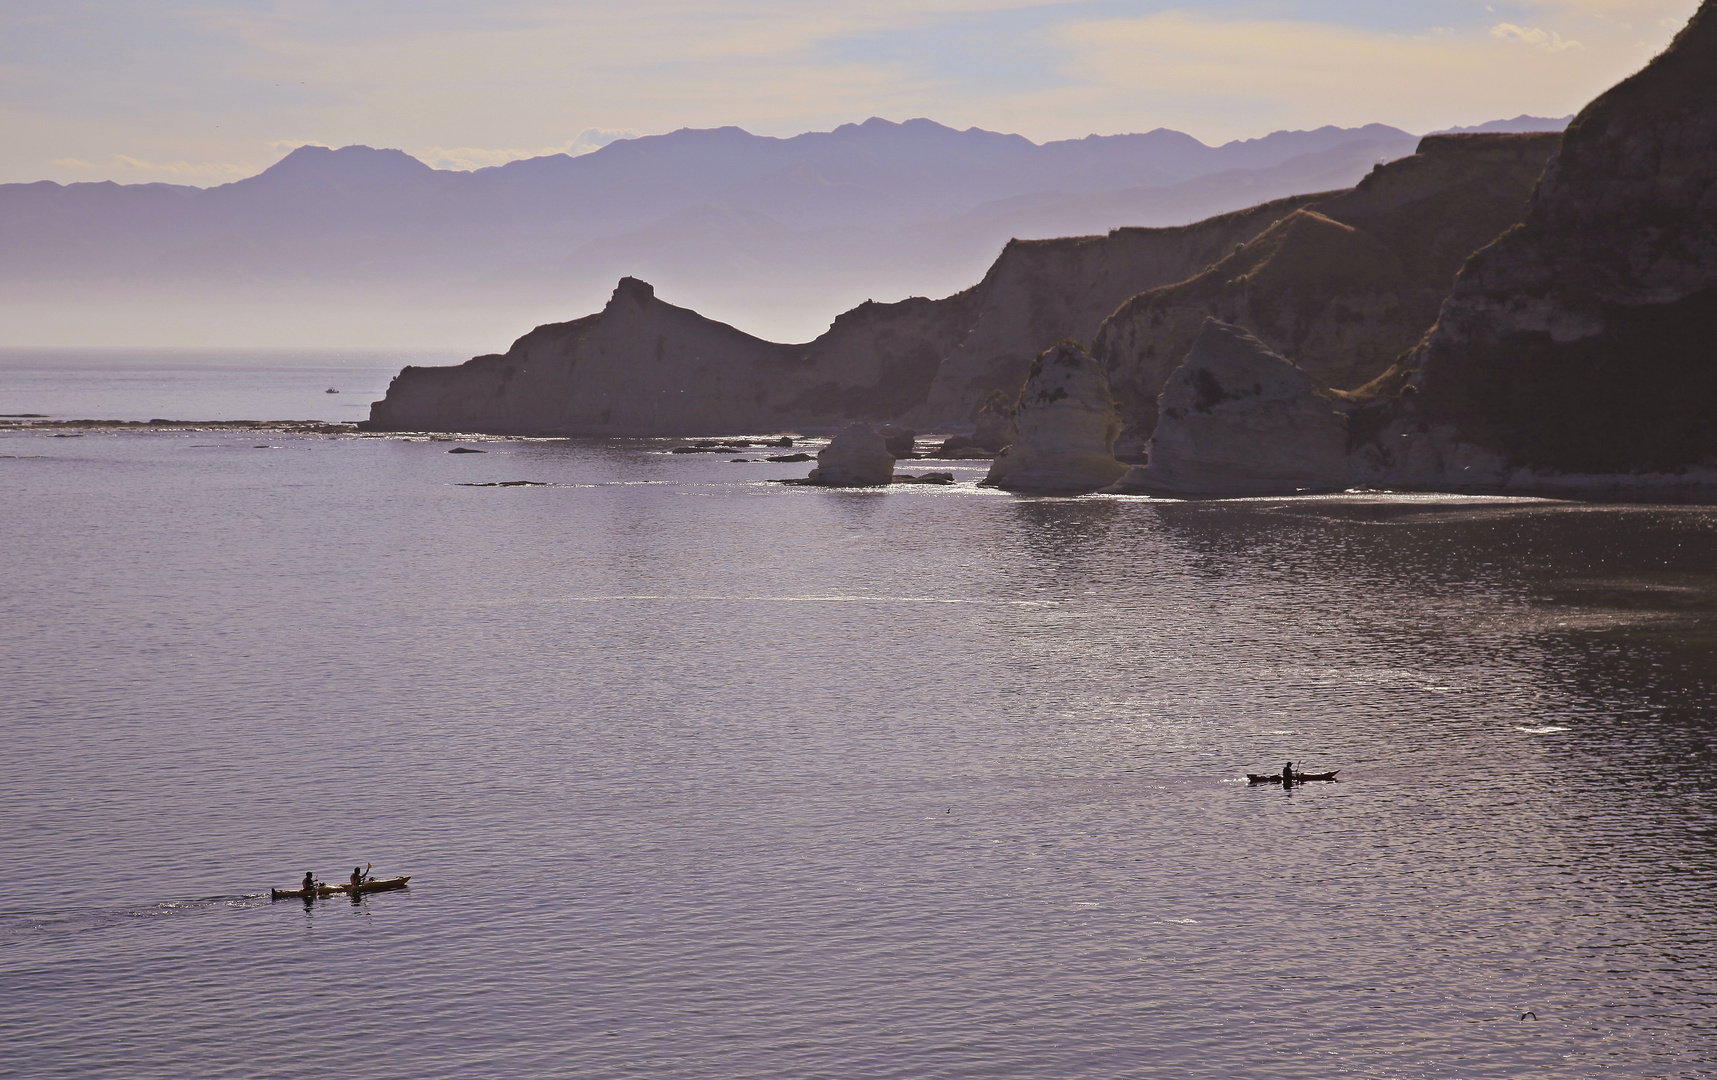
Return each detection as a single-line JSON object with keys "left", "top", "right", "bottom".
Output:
{"left": 2, "top": 431, "right": 1713, "bottom": 1079}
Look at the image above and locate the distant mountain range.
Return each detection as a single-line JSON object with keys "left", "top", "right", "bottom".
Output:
{"left": 0, "top": 116, "right": 1569, "bottom": 346}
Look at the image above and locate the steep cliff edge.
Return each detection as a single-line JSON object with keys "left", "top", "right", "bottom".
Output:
{"left": 1386, "top": 1, "right": 1717, "bottom": 476}
{"left": 1094, "top": 132, "right": 1560, "bottom": 453}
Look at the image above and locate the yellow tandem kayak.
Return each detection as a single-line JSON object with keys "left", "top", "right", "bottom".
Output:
{"left": 270, "top": 875, "right": 411, "bottom": 900}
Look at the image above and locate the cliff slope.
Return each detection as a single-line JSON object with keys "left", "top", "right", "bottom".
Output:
{"left": 1393, "top": 1, "right": 1717, "bottom": 474}
{"left": 1094, "top": 133, "right": 1560, "bottom": 451}
{"left": 910, "top": 193, "right": 1326, "bottom": 426}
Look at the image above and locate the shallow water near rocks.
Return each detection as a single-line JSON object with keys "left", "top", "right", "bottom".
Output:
{"left": 4, "top": 395, "right": 1717, "bottom": 1077}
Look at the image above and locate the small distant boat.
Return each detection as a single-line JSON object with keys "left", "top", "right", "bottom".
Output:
{"left": 325, "top": 388, "right": 339, "bottom": 394}
{"left": 1248, "top": 771, "right": 1338, "bottom": 784}
{"left": 271, "top": 875, "right": 410, "bottom": 900}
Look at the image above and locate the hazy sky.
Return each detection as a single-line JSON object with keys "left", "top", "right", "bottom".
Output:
{"left": 1, "top": 0, "right": 1700, "bottom": 185}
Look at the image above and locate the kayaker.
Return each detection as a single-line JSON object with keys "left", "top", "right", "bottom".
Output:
{"left": 350, "top": 866, "right": 366, "bottom": 889}
{"left": 1281, "top": 761, "right": 1293, "bottom": 784}
{"left": 302, "top": 871, "right": 315, "bottom": 893}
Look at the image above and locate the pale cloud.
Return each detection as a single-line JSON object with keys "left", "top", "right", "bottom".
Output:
{"left": 420, "top": 128, "right": 642, "bottom": 171}
{"left": 1490, "top": 23, "right": 1584, "bottom": 50}
{"left": 39, "top": 150, "right": 253, "bottom": 183}
{"left": 1047, "top": 9, "right": 1679, "bottom": 141}
{"left": 0, "top": 0, "right": 1703, "bottom": 184}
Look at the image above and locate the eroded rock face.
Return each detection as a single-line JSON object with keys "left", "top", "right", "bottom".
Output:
{"left": 1395, "top": 2, "right": 1717, "bottom": 475}
{"left": 807, "top": 423, "right": 895, "bottom": 486}
{"left": 1108, "top": 320, "right": 1348, "bottom": 496}
{"left": 1095, "top": 132, "right": 1561, "bottom": 454}
{"left": 982, "top": 343, "right": 1127, "bottom": 493}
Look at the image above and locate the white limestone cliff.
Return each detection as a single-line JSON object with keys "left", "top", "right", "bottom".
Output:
{"left": 982, "top": 342, "right": 1127, "bottom": 493}
{"left": 1107, "top": 320, "right": 1349, "bottom": 496}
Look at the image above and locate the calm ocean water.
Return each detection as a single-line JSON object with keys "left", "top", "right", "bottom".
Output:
{"left": 3, "top": 355, "right": 1715, "bottom": 1078}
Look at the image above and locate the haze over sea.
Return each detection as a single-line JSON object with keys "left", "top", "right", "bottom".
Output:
{"left": 3, "top": 353, "right": 1714, "bottom": 1078}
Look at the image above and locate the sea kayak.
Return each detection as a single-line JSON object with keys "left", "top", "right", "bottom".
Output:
{"left": 271, "top": 875, "right": 411, "bottom": 900}
{"left": 1247, "top": 771, "right": 1338, "bottom": 784}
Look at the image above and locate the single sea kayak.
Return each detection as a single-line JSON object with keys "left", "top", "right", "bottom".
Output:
{"left": 1247, "top": 771, "right": 1338, "bottom": 784}
{"left": 271, "top": 875, "right": 411, "bottom": 900}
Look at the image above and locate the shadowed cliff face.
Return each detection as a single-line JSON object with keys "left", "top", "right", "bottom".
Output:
{"left": 1094, "top": 132, "right": 1561, "bottom": 453}
{"left": 1397, "top": 1, "right": 1717, "bottom": 474}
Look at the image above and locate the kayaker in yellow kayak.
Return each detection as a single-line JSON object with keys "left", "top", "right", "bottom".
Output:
{"left": 350, "top": 864, "right": 371, "bottom": 889}
{"left": 302, "top": 871, "right": 316, "bottom": 893}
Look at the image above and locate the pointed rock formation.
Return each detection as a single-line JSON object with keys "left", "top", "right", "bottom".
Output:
{"left": 1394, "top": 1, "right": 1717, "bottom": 476}
{"left": 982, "top": 342, "right": 1127, "bottom": 493}
{"left": 806, "top": 423, "right": 896, "bottom": 486}
{"left": 365, "top": 277, "right": 974, "bottom": 435}
{"left": 1107, "top": 320, "right": 1348, "bottom": 496}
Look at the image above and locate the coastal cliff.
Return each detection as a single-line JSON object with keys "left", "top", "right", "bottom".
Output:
{"left": 366, "top": 194, "right": 1323, "bottom": 434}
{"left": 1093, "top": 132, "right": 1561, "bottom": 453}
{"left": 907, "top": 194, "right": 1327, "bottom": 425}
{"left": 1379, "top": 1, "right": 1717, "bottom": 479}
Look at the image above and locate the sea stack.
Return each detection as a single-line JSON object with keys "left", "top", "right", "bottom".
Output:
{"left": 806, "top": 423, "right": 896, "bottom": 486}
{"left": 1399, "top": 1, "right": 1717, "bottom": 476}
{"left": 982, "top": 342, "right": 1127, "bottom": 493}
{"left": 1107, "top": 319, "right": 1349, "bottom": 496}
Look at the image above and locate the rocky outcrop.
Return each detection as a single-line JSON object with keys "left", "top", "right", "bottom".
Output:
{"left": 878, "top": 425, "right": 917, "bottom": 457}
{"left": 1095, "top": 132, "right": 1561, "bottom": 455}
{"left": 366, "top": 277, "right": 978, "bottom": 435}
{"left": 805, "top": 423, "right": 895, "bottom": 485}
{"left": 367, "top": 195, "right": 1325, "bottom": 436}
{"left": 982, "top": 343, "right": 1127, "bottom": 493}
{"left": 1377, "top": 1, "right": 1717, "bottom": 477}
{"left": 1108, "top": 320, "right": 1348, "bottom": 496}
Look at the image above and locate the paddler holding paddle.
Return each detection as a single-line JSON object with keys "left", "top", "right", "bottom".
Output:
{"left": 350, "top": 863, "right": 371, "bottom": 890}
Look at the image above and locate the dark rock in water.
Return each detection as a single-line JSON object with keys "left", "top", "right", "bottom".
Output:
{"left": 456, "top": 480, "right": 550, "bottom": 487}
{"left": 447, "top": 446, "right": 486, "bottom": 453}
{"left": 766, "top": 452, "right": 813, "bottom": 462}
{"left": 879, "top": 424, "right": 917, "bottom": 458}
{"left": 771, "top": 436, "right": 794, "bottom": 447}
{"left": 1387, "top": 2, "right": 1717, "bottom": 477}
{"left": 894, "top": 471, "right": 956, "bottom": 485}
{"left": 1107, "top": 320, "right": 1348, "bottom": 495}
{"left": 933, "top": 434, "right": 973, "bottom": 456}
